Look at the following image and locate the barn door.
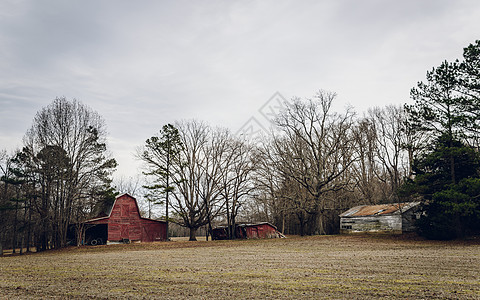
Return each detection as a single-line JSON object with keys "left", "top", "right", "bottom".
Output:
{"left": 251, "top": 227, "right": 258, "bottom": 238}
{"left": 121, "top": 224, "right": 129, "bottom": 239}
{"left": 142, "top": 226, "right": 153, "bottom": 242}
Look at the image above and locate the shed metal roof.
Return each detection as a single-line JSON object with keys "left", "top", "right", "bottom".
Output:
{"left": 339, "top": 202, "right": 420, "bottom": 217}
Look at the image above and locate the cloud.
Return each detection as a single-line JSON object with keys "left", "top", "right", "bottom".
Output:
{"left": 1, "top": 0, "right": 479, "bottom": 177}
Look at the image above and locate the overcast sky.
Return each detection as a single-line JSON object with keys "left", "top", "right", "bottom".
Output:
{"left": 1, "top": 0, "right": 479, "bottom": 178}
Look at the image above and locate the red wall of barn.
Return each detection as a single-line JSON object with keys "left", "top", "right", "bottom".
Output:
{"left": 86, "top": 194, "right": 166, "bottom": 242}
{"left": 141, "top": 219, "right": 167, "bottom": 242}
{"left": 245, "top": 224, "right": 277, "bottom": 238}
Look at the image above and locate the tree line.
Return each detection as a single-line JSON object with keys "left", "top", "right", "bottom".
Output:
{"left": 1, "top": 40, "right": 479, "bottom": 253}
{"left": 0, "top": 99, "right": 117, "bottom": 254}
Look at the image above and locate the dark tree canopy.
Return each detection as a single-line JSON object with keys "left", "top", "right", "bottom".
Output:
{"left": 12, "top": 97, "right": 117, "bottom": 250}
{"left": 410, "top": 137, "right": 480, "bottom": 239}
{"left": 404, "top": 40, "right": 480, "bottom": 239}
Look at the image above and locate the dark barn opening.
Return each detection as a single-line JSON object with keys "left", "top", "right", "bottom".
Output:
{"left": 85, "top": 224, "right": 108, "bottom": 245}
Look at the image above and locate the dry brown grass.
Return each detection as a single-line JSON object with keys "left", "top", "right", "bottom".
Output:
{"left": 1, "top": 234, "right": 479, "bottom": 299}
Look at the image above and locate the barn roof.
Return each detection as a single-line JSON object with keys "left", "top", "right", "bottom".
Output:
{"left": 214, "top": 222, "right": 278, "bottom": 230}
{"left": 246, "top": 222, "right": 277, "bottom": 230}
{"left": 90, "top": 198, "right": 115, "bottom": 219}
{"left": 339, "top": 202, "right": 420, "bottom": 217}
{"left": 85, "top": 193, "right": 165, "bottom": 224}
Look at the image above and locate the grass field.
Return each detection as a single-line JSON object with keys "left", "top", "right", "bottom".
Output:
{"left": 1, "top": 234, "right": 479, "bottom": 299}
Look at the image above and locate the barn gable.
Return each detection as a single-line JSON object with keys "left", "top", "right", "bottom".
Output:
{"left": 339, "top": 202, "right": 421, "bottom": 234}
{"left": 87, "top": 193, "right": 143, "bottom": 222}
{"left": 83, "top": 193, "right": 167, "bottom": 244}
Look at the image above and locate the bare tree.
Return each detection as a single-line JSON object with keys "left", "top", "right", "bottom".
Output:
{"left": 159, "top": 120, "right": 226, "bottom": 241}
{"left": 139, "top": 121, "right": 237, "bottom": 241}
{"left": 195, "top": 127, "right": 230, "bottom": 240}
{"left": 368, "top": 106, "right": 410, "bottom": 200}
{"left": 219, "top": 137, "right": 255, "bottom": 239}
{"left": 114, "top": 175, "right": 143, "bottom": 197}
{"left": 272, "top": 90, "right": 358, "bottom": 234}
{"left": 350, "top": 117, "right": 383, "bottom": 204}
{"left": 252, "top": 140, "right": 289, "bottom": 233}
{"left": 350, "top": 105, "right": 422, "bottom": 205}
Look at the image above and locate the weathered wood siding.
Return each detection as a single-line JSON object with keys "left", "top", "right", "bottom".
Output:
{"left": 340, "top": 215, "right": 403, "bottom": 234}
{"left": 401, "top": 210, "right": 418, "bottom": 232}
{"left": 339, "top": 202, "right": 421, "bottom": 234}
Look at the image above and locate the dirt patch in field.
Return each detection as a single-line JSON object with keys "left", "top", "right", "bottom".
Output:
{"left": 1, "top": 235, "right": 479, "bottom": 299}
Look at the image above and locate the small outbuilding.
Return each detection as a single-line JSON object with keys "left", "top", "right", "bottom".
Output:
{"left": 211, "top": 222, "right": 285, "bottom": 240}
{"left": 80, "top": 193, "right": 167, "bottom": 245}
{"left": 339, "top": 202, "right": 421, "bottom": 234}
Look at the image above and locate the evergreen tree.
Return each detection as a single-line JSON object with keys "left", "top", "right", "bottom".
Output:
{"left": 404, "top": 40, "right": 480, "bottom": 239}
{"left": 458, "top": 40, "right": 480, "bottom": 143}
{"left": 139, "top": 124, "right": 183, "bottom": 240}
{"left": 404, "top": 135, "right": 480, "bottom": 239}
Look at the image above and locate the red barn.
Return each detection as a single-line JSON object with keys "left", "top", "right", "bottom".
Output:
{"left": 244, "top": 222, "right": 281, "bottom": 239}
{"left": 212, "top": 222, "right": 285, "bottom": 240}
{"left": 82, "top": 193, "right": 167, "bottom": 244}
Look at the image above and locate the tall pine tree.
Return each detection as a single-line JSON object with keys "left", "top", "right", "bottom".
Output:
{"left": 404, "top": 40, "right": 480, "bottom": 239}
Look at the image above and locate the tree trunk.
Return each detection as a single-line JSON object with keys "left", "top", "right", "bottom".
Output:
{"left": 189, "top": 227, "right": 197, "bottom": 241}
{"left": 76, "top": 223, "right": 85, "bottom": 246}
{"left": 225, "top": 191, "right": 231, "bottom": 239}
{"left": 26, "top": 198, "right": 32, "bottom": 253}
{"left": 448, "top": 132, "right": 456, "bottom": 184}
{"left": 318, "top": 214, "right": 325, "bottom": 235}
{"left": 20, "top": 236, "right": 24, "bottom": 255}
{"left": 231, "top": 214, "right": 236, "bottom": 239}
{"left": 297, "top": 212, "right": 305, "bottom": 236}
{"left": 20, "top": 202, "right": 27, "bottom": 255}
{"left": 205, "top": 214, "right": 213, "bottom": 241}
{"left": 12, "top": 198, "right": 19, "bottom": 254}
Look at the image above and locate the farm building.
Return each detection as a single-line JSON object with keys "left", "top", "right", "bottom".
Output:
{"left": 77, "top": 193, "right": 167, "bottom": 245}
{"left": 339, "top": 202, "right": 421, "bottom": 234}
{"left": 211, "top": 222, "right": 285, "bottom": 240}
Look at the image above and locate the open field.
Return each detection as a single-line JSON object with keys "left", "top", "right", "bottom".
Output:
{"left": 1, "top": 235, "right": 479, "bottom": 299}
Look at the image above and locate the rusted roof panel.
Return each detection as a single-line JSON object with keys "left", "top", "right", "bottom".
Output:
{"left": 340, "top": 202, "right": 420, "bottom": 217}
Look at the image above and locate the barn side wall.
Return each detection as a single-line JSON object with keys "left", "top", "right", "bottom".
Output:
{"left": 340, "top": 215, "right": 403, "bottom": 234}
{"left": 246, "top": 224, "right": 279, "bottom": 239}
{"left": 141, "top": 219, "right": 167, "bottom": 242}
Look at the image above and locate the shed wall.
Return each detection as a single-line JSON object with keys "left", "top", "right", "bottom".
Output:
{"left": 211, "top": 223, "right": 280, "bottom": 240}
{"left": 340, "top": 215, "right": 403, "bottom": 233}
{"left": 401, "top": 210, "right": 418, "bottom": 232}
{"left": 246, "top": 224, "right": 279, "bottom": 238}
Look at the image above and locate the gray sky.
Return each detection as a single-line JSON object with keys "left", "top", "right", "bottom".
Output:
{"left": 1, "top": 0, "right": 479, "bottom": 177}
